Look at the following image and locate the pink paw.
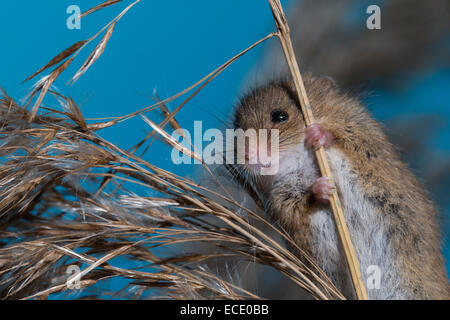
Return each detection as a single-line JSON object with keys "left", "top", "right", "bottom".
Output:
{"left": 305, "top": 123, "right": 333, "bottom": 150}
{"left": 312, "top": 177, "right": 334, "bottom": 203}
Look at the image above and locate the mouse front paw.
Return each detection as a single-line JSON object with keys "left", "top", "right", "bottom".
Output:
{"left": 305, "top": 123, "right": 333, "bottom": 150}
{"left": 312, "top": 177, "right": 334, "bottom": 203}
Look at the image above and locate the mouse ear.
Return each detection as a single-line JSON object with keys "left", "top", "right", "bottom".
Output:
{"left": 296, "top": 73, "right": 338, "bottom": 91}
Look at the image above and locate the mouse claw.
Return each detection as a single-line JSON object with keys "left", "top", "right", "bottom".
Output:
{"left": 312, "top": 177, "right": 334, "bottom": 203}
{"left": 305, "top": 123, "right": 333, "bottom": 150}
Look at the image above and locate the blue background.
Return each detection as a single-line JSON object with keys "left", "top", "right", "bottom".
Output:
{"left": 1, "top": 0, "right": 448, "bottom": 295}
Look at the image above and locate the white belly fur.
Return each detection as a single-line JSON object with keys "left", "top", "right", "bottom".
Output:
{"left": 308, "top": 149, "right": 406, "bottom": 299}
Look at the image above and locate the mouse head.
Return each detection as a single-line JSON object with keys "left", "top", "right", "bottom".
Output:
{"left": 232, "top": 81, "right": 306, "bottom": 176}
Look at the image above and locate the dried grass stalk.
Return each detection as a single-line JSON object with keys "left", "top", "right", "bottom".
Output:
{"left": 29, "top": 57, "right": 75, "bottom": 120}
{"left": 0, "top": 1, "right": 347, "bottom": 300}
{"left": 0, "top": 89, "right": 345, "bottom": 299}
{"left": 81, "top": 0, "right": 124, "bottom": 18}
{"left": 71, "top": 21, "right": 117, "bottom": 83}
{"left": 268, "top": 0, "right": 368, "bottom": 300}
{"left": 23, "top": 40, "right": 87, "bottom": 83}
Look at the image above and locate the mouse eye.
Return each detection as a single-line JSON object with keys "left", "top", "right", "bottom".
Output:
{"left": 270, "top": 109, "right": 289, "bottom": 123}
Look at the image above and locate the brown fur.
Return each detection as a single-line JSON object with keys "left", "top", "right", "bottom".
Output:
{"left": 233, "top": 74, "right": 449, "bottom": 299}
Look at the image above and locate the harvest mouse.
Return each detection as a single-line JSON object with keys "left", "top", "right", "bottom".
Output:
{"left": 232, "top": 74, "right": 449, "bottom": 299}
